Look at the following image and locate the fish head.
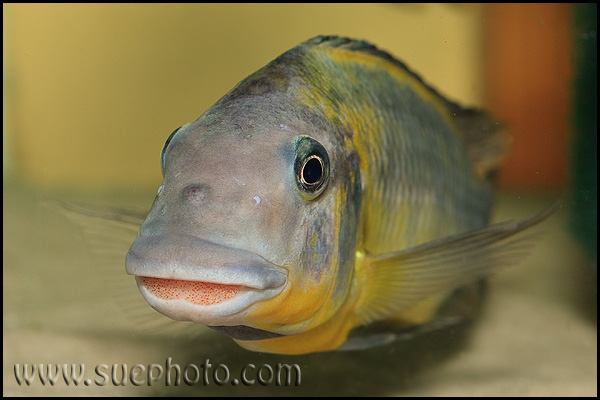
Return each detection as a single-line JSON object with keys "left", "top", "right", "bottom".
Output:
{"left": 126, "top": 86, "right": 362, "bottom": 338}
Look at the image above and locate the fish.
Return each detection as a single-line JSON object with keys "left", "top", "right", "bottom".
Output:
{"left": 124, "top": 35, "right": 556, "bottom": 355}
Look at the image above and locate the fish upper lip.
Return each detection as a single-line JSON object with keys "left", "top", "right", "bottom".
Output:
{"left": 125, "top": 233, "right": 287, "bottom": 290}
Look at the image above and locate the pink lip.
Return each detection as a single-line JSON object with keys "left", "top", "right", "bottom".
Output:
{"left": 140, "top": 276, "right": 242, "bottom": 306}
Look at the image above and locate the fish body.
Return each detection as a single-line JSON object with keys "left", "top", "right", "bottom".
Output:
{"left": 126, "top": 36, "right": 545, "bottom": 355}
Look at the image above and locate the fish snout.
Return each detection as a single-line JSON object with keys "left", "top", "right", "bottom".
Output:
{"left": 125, "top": 234, "right": 288, "bottom": 323}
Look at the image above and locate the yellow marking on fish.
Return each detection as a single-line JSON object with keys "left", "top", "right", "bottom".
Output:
{"left": 325, "top": 46, "right": 461, "bottom": 136}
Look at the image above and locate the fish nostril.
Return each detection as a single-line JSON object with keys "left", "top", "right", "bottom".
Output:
{"left": 183, "top": 184, "right": 209, "bottom": 203}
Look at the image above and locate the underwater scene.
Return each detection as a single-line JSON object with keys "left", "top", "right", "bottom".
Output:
{"left": 3, "top": 4, "right": 596, "bottom": 396}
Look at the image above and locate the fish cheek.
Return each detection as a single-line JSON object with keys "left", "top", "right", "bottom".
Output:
{"left": 262, "top": 205, "right": 340, "bottom": 330}
{"left": 300, "top": 206, "right": 335, "bottom": 282}
{"left": 240, "top": 186, "right": 337, "bottom": 332}
{"left": 273, "top": 179, "right": 356, "bottom": 330}
{"left": 289, "top": 151, "right": 362, "bottom": 325}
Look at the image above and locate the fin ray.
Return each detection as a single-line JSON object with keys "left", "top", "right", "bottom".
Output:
{"left": 48, "top": 200, "right": 168, "bottom": 332}
{"left": 355, "top": 202, "right": 561, "bottom": 325}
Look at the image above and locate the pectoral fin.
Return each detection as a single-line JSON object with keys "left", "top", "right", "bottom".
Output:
{"left": 51, "top": 200, "right": 147, "bottom": 228}
{"left": 47, "top": 200, "right": 169, "bottom": 328}
{"left": 354, "top": 203, "right": 560, "bottom": 326}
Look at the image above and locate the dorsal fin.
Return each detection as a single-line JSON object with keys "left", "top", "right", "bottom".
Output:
{"left": 449, "top": 106, "right": 510, "bottom": 179}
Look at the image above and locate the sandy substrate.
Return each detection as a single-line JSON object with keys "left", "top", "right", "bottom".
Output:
{"left": 3, "top": 181, "right": 596, "bottom": 396}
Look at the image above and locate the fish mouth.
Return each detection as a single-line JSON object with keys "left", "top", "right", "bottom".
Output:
{"left": 125, "top": 234, "right": 287, "bottom": 325}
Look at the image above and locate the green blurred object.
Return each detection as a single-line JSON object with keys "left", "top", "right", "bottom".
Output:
{"left": 570, "top": 3, "right": 597, "bottom": 263}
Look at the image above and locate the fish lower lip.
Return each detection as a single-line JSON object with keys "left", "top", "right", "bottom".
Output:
{"left": 138, "top": 276, "right": 244, "bottom": 306}
{"left": 125, "top": 234, "right": 287, "bottom": 290}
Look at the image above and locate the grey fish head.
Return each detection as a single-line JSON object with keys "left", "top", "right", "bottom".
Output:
{"left": 125, "top": 86, "right": 361, "bottom": 334}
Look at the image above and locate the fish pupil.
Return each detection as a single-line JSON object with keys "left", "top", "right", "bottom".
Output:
{"left": 302, "top": 156, "right": 323, "bottom": 185}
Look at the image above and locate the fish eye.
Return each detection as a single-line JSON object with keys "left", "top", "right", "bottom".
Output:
{"left": 294, "top": 137, "right": 329, "bottom": 200}
{"left": 161, "top": 126, "right": 181, "bottom": 176}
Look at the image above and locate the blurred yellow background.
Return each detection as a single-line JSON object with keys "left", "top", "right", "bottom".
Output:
{"left": 4, "top": 4, "right": 571, "bottom": 193}
{"left": 4, "top": 4, "right": 486, "bottom": 192}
